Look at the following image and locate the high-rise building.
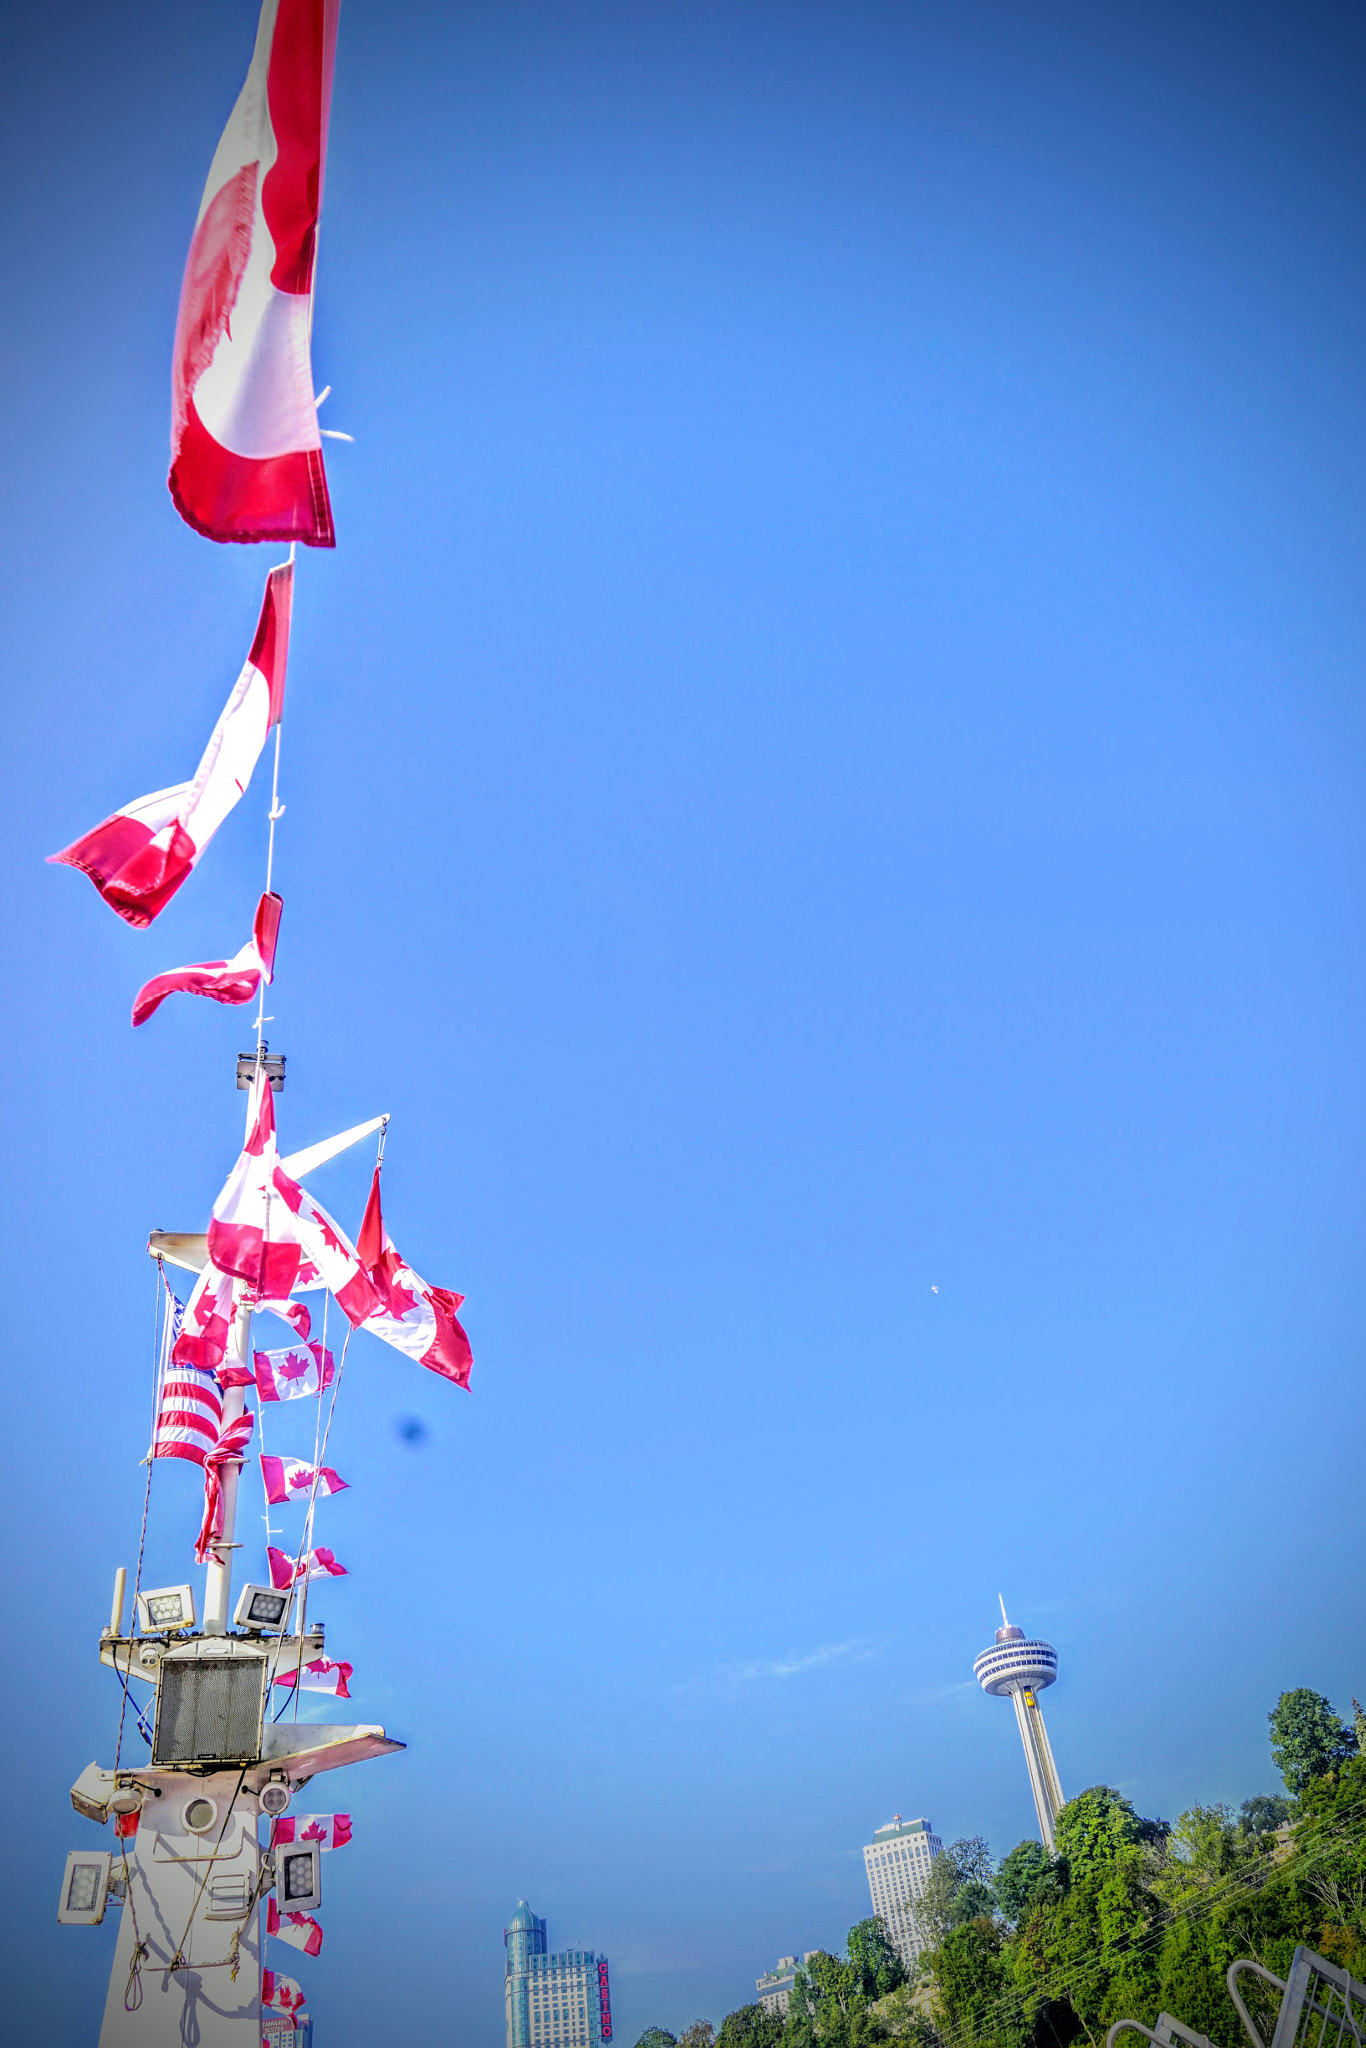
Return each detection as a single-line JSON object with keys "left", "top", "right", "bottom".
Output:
{"left": 755, "top": 1953, "right": 820, "bottom": 2017}
{"left": 505, "top": 1900, "right": 613, "bottom": 2048}
{"left": 972, "top": 1599, "right": 1064, "bottom": 1851}
{"left": 862, "top": 1814, "right": 943, "bottom": 1967}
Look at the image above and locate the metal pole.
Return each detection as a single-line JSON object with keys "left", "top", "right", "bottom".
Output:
{"left": 202, "top": 1072, "right": 261, "bottom": 1635}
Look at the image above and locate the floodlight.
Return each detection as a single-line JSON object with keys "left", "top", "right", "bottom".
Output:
{"left": 70, "top": 1764, "right": 117, "bottom": 1826}
{"left": 57, "top": 1850, "right": 111, "bottom": 1926}
{"left": 237, "top": 1046, "right": 285, "bottom": 1091}
{"left": 276, "top": 1843, "right": 321, "bottom": 1915}
{"left": 136, "top": 1584, "right": 195, "bottom": 1634}
{"left": 234, "top": 1583, "right": 292, "bottom": 1633}
{"left": 108, "top": 1785, "right": 144, "bottom": 1817}
{"left": 259, "top": 1777, "right": 291, "bottom": 1819}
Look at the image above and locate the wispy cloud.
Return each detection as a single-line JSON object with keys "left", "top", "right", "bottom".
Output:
{"left": 700, "top": 1638, "right": 878, "bottom": 1691}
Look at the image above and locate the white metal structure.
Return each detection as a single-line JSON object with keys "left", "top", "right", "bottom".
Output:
{"left": 62, "top": 1090, "right": 405, "bottom": 2048}
{"left": 972, "top": 1598, "right": 1065, "bottom": 1851}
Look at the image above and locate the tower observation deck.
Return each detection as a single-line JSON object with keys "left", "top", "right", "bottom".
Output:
{"left": 972, "top": 1599, "right": 1065, "bottom": 1850}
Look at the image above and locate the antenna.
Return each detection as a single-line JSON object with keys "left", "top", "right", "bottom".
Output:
{"left": 998, "top": 1592, "right": 1010, "bottom": 1627}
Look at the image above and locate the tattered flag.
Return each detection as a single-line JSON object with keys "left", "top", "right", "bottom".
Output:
{"left": 49, "top": 565, "right": 292, "bottom": 926}
{"left": 131, "top": 892, "right": 282, "bottom": 1027}
{"left": 169, "top": 0, "right": 340, "bottom": 546}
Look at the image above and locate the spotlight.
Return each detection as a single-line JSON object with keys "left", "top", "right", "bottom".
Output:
{"left": 260, "top": 1776, "right": 291, "bottom": 1819}
{"left": 233, "top": 1583, "right": 292, "bottom": 1633}
{"left": 276, "top": 1842, "right": 321, "bottom": 1914}
{"left": 58, "top": 1851, "right": 111, "bottom": 1926}
{"left": 136, "top": 1584, "right": 195, "bottom": 1634}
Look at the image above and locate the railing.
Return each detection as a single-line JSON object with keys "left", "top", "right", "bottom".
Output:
{"left": 1104, "top": 1948, "right": 1365, "bottom": 2048}
{"left": 1227, "top": 1948, "right": 1365, "bottom": 2048}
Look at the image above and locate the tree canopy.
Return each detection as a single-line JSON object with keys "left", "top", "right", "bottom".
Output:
{"left": 1268, "top": 1690, "right": 1358, "bottom": 1796}
{"left": 633, "top": 2032, "right": 678, "bottom": 2048}
{"left": 694, "top": 1690, "right": 1364, "bottom": 2048}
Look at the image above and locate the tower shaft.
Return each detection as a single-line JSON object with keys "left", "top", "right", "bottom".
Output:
{"left": 1010, "top": 1687, "right": 1063, "bottom": 1851}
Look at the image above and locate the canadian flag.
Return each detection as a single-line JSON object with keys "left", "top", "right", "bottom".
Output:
{"left": 208, "top": 1081, "right": 380, "bottom": 1324}
{"left": 355, "top": 1168, "right": 473, "bottom": 1389}
{"left": 267, "top": 1897, "right": 323, "bottom": 1957}
{"left": 174, "top": 1262, "right": 310, "bottom": 1385}
{"left": 254, "top": 1341, "right": 334, "bottom": 1402}
{"left": 170, "top": 0, "right": 339, "bottom": 547}
{"left": 49, "top": 565, "right": 291, "bottom": 926}
{"left": 262, "top": 1968, "right": 307, "bottom": 2018}
{"left": 268, "top": 1544, "right": 347, "bottom": 1589}
{"left": 273, "top": 1813, "right": 350, "bottom": 1850}
{"left": 261, "top": 1455, "right": 347, "bottom": 1505}
{"left": 131, "top": 892, "right": 282, "bottom": 1028}
{"left": 273, "top": 1656, "right": 351, "bottom": 1698}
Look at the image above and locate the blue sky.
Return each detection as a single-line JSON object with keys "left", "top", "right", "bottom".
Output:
{"left": 3, "top": 2, "right": 1364, "bottom": 2041}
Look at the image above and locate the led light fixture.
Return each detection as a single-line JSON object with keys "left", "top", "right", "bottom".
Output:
{"left": 57, "top": 1850, "right": 111, "bottom": 1926}
{"left": 233, "top": 1583, "right": 292, "bottom": 1633}
{"left": 136, "top": 1584, "right": 196, "bottom": 1634}
{"left": 276, "top": 1842, "right": 321, "bottom": 1915}
{"left": 259, "top": 1777, "right": 291, "bottom": 1818}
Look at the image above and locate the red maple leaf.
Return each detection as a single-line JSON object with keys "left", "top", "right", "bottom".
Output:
{"left": 378, "top": 1251, "right": 418, "bottom": 1321}
{"left": 314, "top": 1211, "right": 346, "bottom": 1257}
{"left": 277, "top": 1351, "right": 311, "bottom": 1382}
{"left": 300, "top": 1821, "right": 327, "bottom": 1842}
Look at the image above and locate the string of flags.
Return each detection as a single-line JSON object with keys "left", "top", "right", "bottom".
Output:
{"left": 65, "top": 0, "right": 473, "bottom": 2021}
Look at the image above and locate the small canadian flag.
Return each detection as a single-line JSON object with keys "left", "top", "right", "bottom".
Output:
{"left": 267, "top": 1897, "right": 324, "bottom": 1957}
{"left": 273, "top": 1814, "right": 351, "bottom": 1851}
{"left": 262, "top": 1967, "right": 307, "bottom": 2017}
{"left": 268, "top": 1544, "right": 347, "bottom": 1590}
{"left": 260, "top": 1455, "right": 348, "bottom": 1505}
{"left": 273, "top": 1656, "right": 352, "bottom": 1698}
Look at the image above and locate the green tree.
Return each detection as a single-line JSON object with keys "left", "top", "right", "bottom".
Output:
{"left": 918, "top": 1837, "right": 1000, "bottom": 1943}
{"left": 677, "top": 2026, "right": 716, "bottom": 2048}
{"left": 846, "top": 1917, "right": 907, "bottom": 1998}
{"left": 929, "top": 1919, "right": 1031, "bottom": 2048}
{"left": 634, "top": 2033, "right": 678, "bottom": 2048}
{"left": 718, "top": 2006, "right": 784, "bottom": 2048}
{"left": 994, "top": 1840, "right": 1058, "bottom": 1925}
{"left": 1238, "top": 1795, "right": 1293, "bottom": 1837}
{"left": 1053, "top": 1787, "right": 1159, "bottom": 1881}
{"left": 1268, "top": 1690, "right": 1357, "bottom": 1796}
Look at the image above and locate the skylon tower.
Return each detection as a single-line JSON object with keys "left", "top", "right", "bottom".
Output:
{"left": 972, "top": 1598, "right": 1065, "bottom": 1850}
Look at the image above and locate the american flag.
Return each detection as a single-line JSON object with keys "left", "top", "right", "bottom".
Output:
{"left": 150, "top": 1290, "right": 222, "bottom": 1466}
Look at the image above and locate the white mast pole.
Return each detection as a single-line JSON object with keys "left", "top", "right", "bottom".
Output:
{"left": 202, "top": 1065, "right": 262, "bottom": 1635}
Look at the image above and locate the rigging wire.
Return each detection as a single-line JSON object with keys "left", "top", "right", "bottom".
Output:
{"left": 113, "top": 1260, "right": 167, "bottom": 1775}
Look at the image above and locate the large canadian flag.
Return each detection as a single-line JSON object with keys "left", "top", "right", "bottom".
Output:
{"left": 49, "top": 565, "right": 291, "bottom": 926}
{"left": 131, "top": 891, "right": 282, "bottom": 1027}
{"left": 355, "top": 1168, "right": 473, "bottom": 1389}
{"left": 170, "top": 0, "right": 339, "bottom": 546}
{"left": 207, "top": 1081, "right": 380, "bottom": 1324}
